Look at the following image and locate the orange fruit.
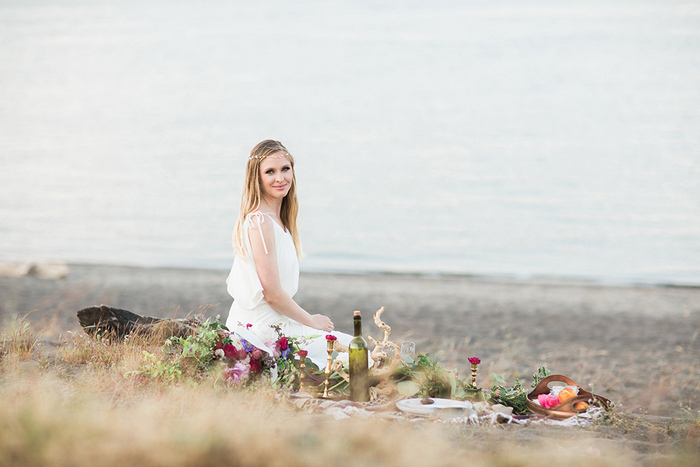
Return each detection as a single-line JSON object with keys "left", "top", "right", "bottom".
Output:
{"left": 558, "top": 387, "right": 578, "bottom": 403}
{"left": 573, "top": 401, "right": 589, "bottom": 411}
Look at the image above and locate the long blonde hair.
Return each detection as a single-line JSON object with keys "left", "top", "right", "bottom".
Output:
{"left": 233, "top": 140, "right": 303, "bottom": 258}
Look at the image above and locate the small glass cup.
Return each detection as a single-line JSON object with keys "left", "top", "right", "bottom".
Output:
{"left": 401, "top": 341, "right": 416, "bottom": 363}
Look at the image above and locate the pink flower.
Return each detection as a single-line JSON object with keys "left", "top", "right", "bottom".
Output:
{"left": 538, "top": 394, "right": 561, "bottom": 409}
{"left": 246, "top": 323, "right": 253, "bottom": 329}
{"left": 326, "top": 335, "right": 337, "bottom": 341}
{"left": 251, "top": 349, "right": 263, "bottom": 361}
{"left": 266, "top": 342, "right": 281, "bottom": 358}
{"left": 278, "top": 336, "right": 289, "bottom": 351}
{"left": 225, "top": 361, "right": 251, "bottom": 385}
{"left": 468, "top": 357, "right": 481, "bottom": 365}
{"left": 297, "top": 350, "right": 308, "bottom": 358}
{"left": 223, "top": 344, "right": 238, "bottom": 359}
{"left": 237, "top": 348, "right": 248, "bottom": 360}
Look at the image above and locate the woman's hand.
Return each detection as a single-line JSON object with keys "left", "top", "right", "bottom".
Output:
{"left": 309, "top": 314, "right": 334, "bottom": 332}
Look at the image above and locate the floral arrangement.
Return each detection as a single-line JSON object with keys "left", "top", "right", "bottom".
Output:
{"left": 212, "top": 323, "right": 297, "bottom": 385}
{"left": 138, "top": 318, "right": 302, "bottom": 387}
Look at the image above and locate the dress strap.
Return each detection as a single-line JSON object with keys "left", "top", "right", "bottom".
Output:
{"left": 244, "top": 212, "right": 269, "bottom": 254}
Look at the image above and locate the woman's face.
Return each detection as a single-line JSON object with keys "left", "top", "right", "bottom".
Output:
{"left": 258, "top": 152, "right": 293, "bottom": 201}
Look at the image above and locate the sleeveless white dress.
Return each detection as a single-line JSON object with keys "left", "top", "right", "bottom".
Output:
{"left": 225, "top": 212, "right": 352, "bottom": 368}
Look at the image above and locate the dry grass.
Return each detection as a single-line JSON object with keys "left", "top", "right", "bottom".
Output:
{"left": 0, "top": 312, "right": 48, "bottom": 361}
{"left": 1, "top": 323, "right": 699, "bottom": 466}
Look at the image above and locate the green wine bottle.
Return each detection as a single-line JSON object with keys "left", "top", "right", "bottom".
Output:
{"left": 349, "top": 310, "right": 370, "bottom": 402}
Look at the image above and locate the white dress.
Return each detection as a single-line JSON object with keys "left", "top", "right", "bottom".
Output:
{"left": 225, "top": 212, "right": 351, "bottom": 368}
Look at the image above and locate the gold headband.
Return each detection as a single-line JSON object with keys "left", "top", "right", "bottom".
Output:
{"left": 249, "top": 151, "right": 291, "bottom": 160}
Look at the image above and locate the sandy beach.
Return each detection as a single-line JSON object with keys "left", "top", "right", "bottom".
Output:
{"left": 2, "top": 263, "right": 698, "bottom": 419}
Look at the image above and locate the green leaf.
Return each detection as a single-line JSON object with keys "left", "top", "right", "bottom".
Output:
{"left": 493, "top": 374, "right": 507, "bottom": 386}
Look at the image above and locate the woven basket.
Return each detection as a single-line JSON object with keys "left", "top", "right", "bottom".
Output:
{"left": 526, "top": 374, "right": 613, "bottom": 419}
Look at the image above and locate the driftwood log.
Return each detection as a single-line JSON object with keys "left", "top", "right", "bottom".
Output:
{"left": 77, "top": 305, "right": 200, "bottom": 341}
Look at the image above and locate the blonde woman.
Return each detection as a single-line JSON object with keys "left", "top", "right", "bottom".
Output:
{"left": 225, "top": 140, "right": 350, "bottom": 367}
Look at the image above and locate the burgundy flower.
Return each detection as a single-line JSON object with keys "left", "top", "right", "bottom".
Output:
{"left": 468, "top": 357, "right": 481, "bottom": 365}
{"left": 214, "top": 332, "right": 227, "bottom": 350}
{"left": 223, "top": 344, "right": 238, "bottom": 359}
{"left": 325, "top": 335, "right": 337, "bottom": 341}
{"left": 249, "top": 359, "right": 262, "bottom": 373}
{"left": 297, "top": 350, "right": 308, "bottom": 358}
{"left": 278, "top": 336, "right": 289, "bottom": 351}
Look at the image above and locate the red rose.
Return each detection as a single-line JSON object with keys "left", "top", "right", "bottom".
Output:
{"left": 249, "top": 359, "right": 262, "bottom": 373}
{"left": 223, "top": 344, "right": 237, "bottom": 359}
{"left": 278, "top": 336, "right": 289, "bottom": 351}
{"left": 326, "top": 335, "right": 337, "bottom": 341}
{"left": 297, "top": 350, "right": 308, "bottom": 358}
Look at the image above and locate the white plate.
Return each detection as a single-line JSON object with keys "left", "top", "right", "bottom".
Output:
{"left": 395, "top": 398, "right": 472, "bottom": 416}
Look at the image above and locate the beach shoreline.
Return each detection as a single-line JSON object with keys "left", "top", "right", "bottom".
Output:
{"left": 2, "top": 262, "right": 699, "bottom": 418}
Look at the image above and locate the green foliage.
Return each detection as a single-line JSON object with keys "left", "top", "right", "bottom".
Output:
{"left": 164, "top": 318, "right": 221, "bottom": 378}
{"left": 391, "top": 353, "right": 457, "bottom": 399}
{"left": 489, "top": 366, "right": 550, "bottom": 415}
{"left": 137, "top": 350, "right": 183, "bottom": 383}
{"left": 134, "top": 318, "right": 225, "bottom": 384}
{"left": 490, "top": 374, "right": 529, "bottom": 415}
{"left": 531, "top": 365, "right": 551, "bottom": 387}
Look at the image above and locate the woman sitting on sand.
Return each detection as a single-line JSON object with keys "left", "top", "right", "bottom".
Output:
{"left": 224, "top": 140, "right": 351, "bottom": 368}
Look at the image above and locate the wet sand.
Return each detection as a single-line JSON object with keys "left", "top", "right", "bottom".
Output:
{"left": 1, "top": 263, "right": 699, "bottom": 417}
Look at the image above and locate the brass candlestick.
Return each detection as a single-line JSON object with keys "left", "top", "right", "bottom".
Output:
{"left": 322, "top": 339, "right": 334, "bottom": 398}
{"left": 298, "top": 352, "right": 307, "bottom": 392}
{"left": 468, "top": 357, "right": 481, "bottom": 387}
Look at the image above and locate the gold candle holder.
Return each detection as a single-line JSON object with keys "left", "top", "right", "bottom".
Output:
{"left": 298, "top": 350, "right": 308, "bottom": 392}
{"left": 468, "top": 357, "right": 480, "bottom": 387}
{"left": 322, "top": 337, "right": 335, "bottom": 398}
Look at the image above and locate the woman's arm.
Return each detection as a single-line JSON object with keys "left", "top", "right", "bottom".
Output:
{"left": 247, "top": 217, "right": 334, "bottom": 332}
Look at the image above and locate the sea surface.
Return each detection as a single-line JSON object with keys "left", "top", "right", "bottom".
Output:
{"left": 1, "top": 0, "right": 699, "bottom": 285}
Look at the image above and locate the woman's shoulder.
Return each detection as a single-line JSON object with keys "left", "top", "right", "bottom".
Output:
{"left": 243, "top": 211, "right": 272, "bottom": 227}
{"left": 244, "top": 211, "right": 287, "bottom": 233}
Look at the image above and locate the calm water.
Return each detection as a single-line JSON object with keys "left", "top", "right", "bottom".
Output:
{"left": 1, "top": 1, "right": 699, "bottom": 285}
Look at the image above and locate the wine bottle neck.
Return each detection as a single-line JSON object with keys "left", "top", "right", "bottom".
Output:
{"left": 353, "top": 316, "right": 362, "bottom": 337}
